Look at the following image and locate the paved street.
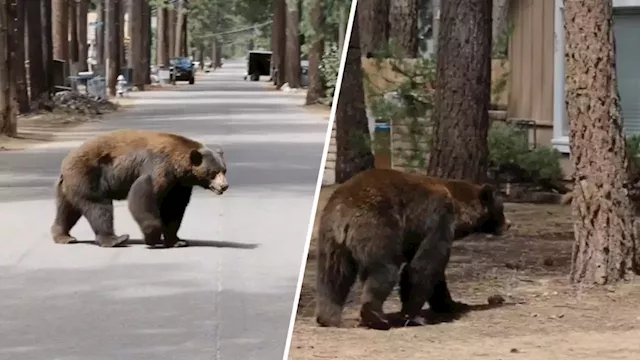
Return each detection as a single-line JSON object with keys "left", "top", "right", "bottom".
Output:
{"left": 0, "top": 61, "right": 327, "bottom": 360}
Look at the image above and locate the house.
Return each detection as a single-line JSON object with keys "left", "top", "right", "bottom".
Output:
{"left": 508, "top": 0, "right": 640, "bottom": 163}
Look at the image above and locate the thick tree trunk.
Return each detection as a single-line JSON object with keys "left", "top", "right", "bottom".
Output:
{"left": 337, "top": 2, "right": 347, "bottom": 52}
{"left": 1, "top": 0, "right": 17, "bottom": 136}
{"left": 41, "top": 0, "right": 54, "bottom": 94}
{"left": 95, "top": 0, "right": 104, "bottom": 66}
{"left": 335, "top": 10, "right": 374, "bottom": 183}
{"left": 565, "top": 0, "right": 637, "bottom": 284}
{"left": 69, "top": 0, "right": 78, "bottom": 64}
{"left": 305, "top": 0, "right": 324, "bottom": 105}
{"left": 167, "top": 7, "right": 176, "bottom": 59}
{"left": 492, "top": 0, "right": 510, "bottom": 56}
{"left": 26, "top": 0, "right": 45, "bottom": 102}
{"left": 426, "top": 0, "right": 492, "bottom": 183}
{"left": 118, "top": 0, "right": 125, "bottom": 67}
{"left": 181, "top": 13, "right": 188, "bottom": 57}
{"left": 105, "top": 0, "right": 120, "bottom": 96}
{"left": 77, "top": 0, "right": 88, "bottom": 71}
{"left": 285, "top": 0, "right": 300, "bottom": 88}
{"left": 389, "top": 0, "right": 418, "bottom": 57}
{"left": 156, "top": 6, "right": 167, "bottom": 66}
{"left": 358, "top": 0, "right": 389, "bottom": 56}
{"left": 52, "top": 0, "right": 68, "bottom": 61}
{"left": 12, "top": 0, "right": 28, "bottom": 113}
{"left": 275, "top": 0, "right": 286, "bottom": 88}
{"left": 174, "top": 0, "right": 184, "bottom": 58}
{"left": 128, "top": 0, "right": 143, "bottom": 88}
{"left": 142, "top": 0, "right": 151, "bottom": 84}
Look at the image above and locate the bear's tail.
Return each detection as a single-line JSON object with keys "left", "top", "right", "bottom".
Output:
{"left": 314, "top": 229, "right": 358, "bottom": 328}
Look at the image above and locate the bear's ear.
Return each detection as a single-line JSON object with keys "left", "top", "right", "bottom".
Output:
{"left": 190, "top": 149, "right": 203, "bottom": 166}
{"left": 479, "top": 184, "right": 495, "bottom": 205}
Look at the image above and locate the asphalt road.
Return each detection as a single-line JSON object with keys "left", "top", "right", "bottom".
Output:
{"left": 0, "top": 61, "right": 327, "bottom": 360}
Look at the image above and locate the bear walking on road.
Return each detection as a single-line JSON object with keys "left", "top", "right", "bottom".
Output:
{"left": 51, "top": 129, "right": 229, "bottom": 248}
{"left": 314, "top": 168, "right": 510, "bottom": 330}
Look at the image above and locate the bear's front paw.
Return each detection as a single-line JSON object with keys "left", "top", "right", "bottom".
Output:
{"left": 360, "top": 304, "right": 392, "bottom": 331}
{"left": 97, "top": 234, "right": 129, "bottom": 248}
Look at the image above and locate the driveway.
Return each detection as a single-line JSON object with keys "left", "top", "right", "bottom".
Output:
{"left": 0, "top": 61, "right": 327, "bottom": 360}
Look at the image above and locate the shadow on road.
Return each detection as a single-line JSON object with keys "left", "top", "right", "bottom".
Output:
{"left": 71, "top": 238, "right": 261, "bottom": 250}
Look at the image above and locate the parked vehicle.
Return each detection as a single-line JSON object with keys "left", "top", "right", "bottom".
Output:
{"left": 244, "top": 51, "right": 272, "bottom": 81}
{"left": 169, "top": 57, "right": 196, "bottom": 85}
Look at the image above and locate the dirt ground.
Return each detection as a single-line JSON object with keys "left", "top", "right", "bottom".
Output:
{"left": 288, "top": 186, "right": 640, "bottom": 360}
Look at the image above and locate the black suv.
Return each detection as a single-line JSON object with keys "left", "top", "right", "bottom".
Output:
{"left": 169, "top": 57, "right": 195, "bottom": 85}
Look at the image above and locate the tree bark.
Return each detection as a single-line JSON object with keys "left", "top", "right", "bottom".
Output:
{"left": 118, "top": 0, "right": 125, "bottom": 67}
{"left": 26, "top": 0, "right": 45, "bottom": 102}
{"left": 69, "top": 0, "right": 78, "bottom": 64}
{"left": 95, "top": 0, "right": 104, "bottom": 66}
{"left": 565, "top": 0, "right": 637, "bottom": 284}
{"left": 174, "top": 0, "right": 184, "bottom": 58}
{"left": 128, "top": 0, "right": 142, "bottom": 88}
{"left": 492, "top": 0, "right": 510, "bottom": 54}
{"left": 156, "top": 6, "right": 167, "bottom": 66}
{"left": 305, "top": 0, "right": 324, "bottom": 105}
{"left": 52, "top": 0, "right": 68, "bottom": 61}
{"left": 358, "top": 0, "right": 389, "bottom": 56}
{"left": 285, "top": 0, "right": 300, "bottom": 88}
{"left": 335, "top": 9, "right": 374, "bottom": 183}
{"left": 389, "top": 0, "right": 418, "bottom": 57}
{"left": 142, "top": 0, "right": 151, "bottom": 84}
{"left": 167, "top": 7, "right": 176, "bottom": 59}
{"left": 337, "top": 2, "right": 346, "bottom": 52}
{"left": 1, "top": 0, "right": 17, "bottom": 136}
{"left": 181, "top": 12, "right": 188, "bottom": 57}
{"left": 426, "top": 0, "right": 492, "bottom": 183}
{"left": 41, "top": 0, "right": 54, "bottom": 94}
{"left": 275, "top": 0, "right": 286, "bottom": 88}
{"left": 105, "top": 0, "right": 120, "bottom": 96}
{"left": 11, "top": 0, "right": 28, "bottom": 113}
{"left": 77, "top": 0, "right": 88, "bottom": 71}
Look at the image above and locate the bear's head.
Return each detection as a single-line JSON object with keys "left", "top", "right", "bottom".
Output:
{"left": 453, "top": 183, "right": 511, "bottom": 239}
{"left": 189, "top": 146, "right": 229, "bottom": 195}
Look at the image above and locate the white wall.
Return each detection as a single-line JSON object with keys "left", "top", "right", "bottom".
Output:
{"left": 614, "top": 0, "right": 640, "bottom": 7}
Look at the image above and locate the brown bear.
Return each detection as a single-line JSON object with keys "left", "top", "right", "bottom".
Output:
{"left": 50, "top": 129, "right": 228, "bottom": 248}
{"left": 314, "top": 168, "right": 510, "bottom": 331}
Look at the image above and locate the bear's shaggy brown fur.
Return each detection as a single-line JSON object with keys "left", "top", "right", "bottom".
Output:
{"left": 51, "top": 129, "right": 228, "bottom": 248}
{"left": 315, "top": 168, "right": 510, "bottom": 330}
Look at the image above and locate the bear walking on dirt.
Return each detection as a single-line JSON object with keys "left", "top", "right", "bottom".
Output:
{"left": 315, "top": 168, "right": 510, "bottom": 330}
{"left": 51, "top": 129, "right": 229, "bottom": 248}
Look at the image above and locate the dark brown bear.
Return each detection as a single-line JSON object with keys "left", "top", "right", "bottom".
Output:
{"left": 314, "top": 168, "right": 510, "bottom": 331}
{"left": 50, "top": 129, "right": 229, "bottom": 248}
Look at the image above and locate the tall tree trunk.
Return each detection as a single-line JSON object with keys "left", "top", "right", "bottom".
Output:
{"left": 389, "top": 0, "right": 418, "bottom": 57}
{"left": 275, "top": 0, "right": 286, "bottom": 88}
{"left": 271, "top": 0, "right": 277, "bottom": 80}
{"left": 285, "top": 0, "right": 300, "bottom": 88}
{"left": 52, "top": 0, "right": 68, "bottom": 61}
{"left": 426, "top": 0, "right": 492, "bottom": 183}
{"left": 95, "top": 0, "right": 104, "bottom": 66}
{"left": 68, "top": 0, "right": 78, "bottom": 65}
{"left": 358, "top": 0, "right": 389, "bottom": 56}
{"left": 181, "top": 13, "right": 188, "bottom": 57}
{"left": 41, "top": 0, "right": 54, "bottom": 94}
{"left": 492, "top": 0, "right": 510, "bottom": 57}
{"left": 105, "top": 0, "right": 120, "bottom": 96}
{"left": 12, "top": 0, "right": 28, "bottom": 113}
{"left": 1, "top": 0, "right": 17, "bottom": 136}
{"left": 77, "top": 0, "right": 88, "bottom": 71}
{"left": 156, "top": 6, "right": 167, "bottom": 66}
{"left": 167, "top": 7, "right": 176, "bottom": 59}
{"left": 173, "top": 0, "right": 184, "bottom": 58}
{"left": 118, "top": 0, "right": 125, "bottom": 67}
{"left": 26, "top": 0, "right": 45, "bottom": 102}
{"left": 337, "top": 3, "right": 347, "bottom": 52}
{"left": 305, "top": 0, "right": 324, "bottom": 105}
{"left": 76, "top": 0, "right": 87, "bottom": 70}
{"left": 142, "top": 0, "right": 151, "bottom": 84}
{"left": 128, "top": 0, "right": 142, "bottom": 88}
{"left": 335, "top": 9, "right": 374, "bottom": 183}
{"left": 565, "top": 0, "right": 637, "bottom": 284}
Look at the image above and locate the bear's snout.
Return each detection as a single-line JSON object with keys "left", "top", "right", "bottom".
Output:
{"left": 209, "top": 172, "right": 229, "bottom": 195}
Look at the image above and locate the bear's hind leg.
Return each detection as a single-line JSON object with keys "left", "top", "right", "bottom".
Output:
{"left": 128, "top": 175, "right": 163, "bottom": 247}
{"left": 400, "top": 207, "right": 455, "bottom": 324}
{"left": 160, "top": 185, "right": 192, "bottom": 248}
{"left": 315, "top": 233, "right": 358, "bottom": 328}
{"left": 80, "top": 199, "right": 129, "bottom": 247}
{"left": 359, "top": 263, "right": 399, "bottom": 331}
{"left": 51, "top": 179, "right": 82, "bottom": 244}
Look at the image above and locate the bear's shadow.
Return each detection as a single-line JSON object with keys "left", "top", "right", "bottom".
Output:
{"left": 73, "top": 238, "right": 260, "bottom": 250}
{"left": 383, "top": 301, "right": 514, "bottom": 328}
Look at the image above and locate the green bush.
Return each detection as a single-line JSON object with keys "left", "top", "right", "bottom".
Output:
{"left": 318, "top": 42, "right": 341, "bottom": 105}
